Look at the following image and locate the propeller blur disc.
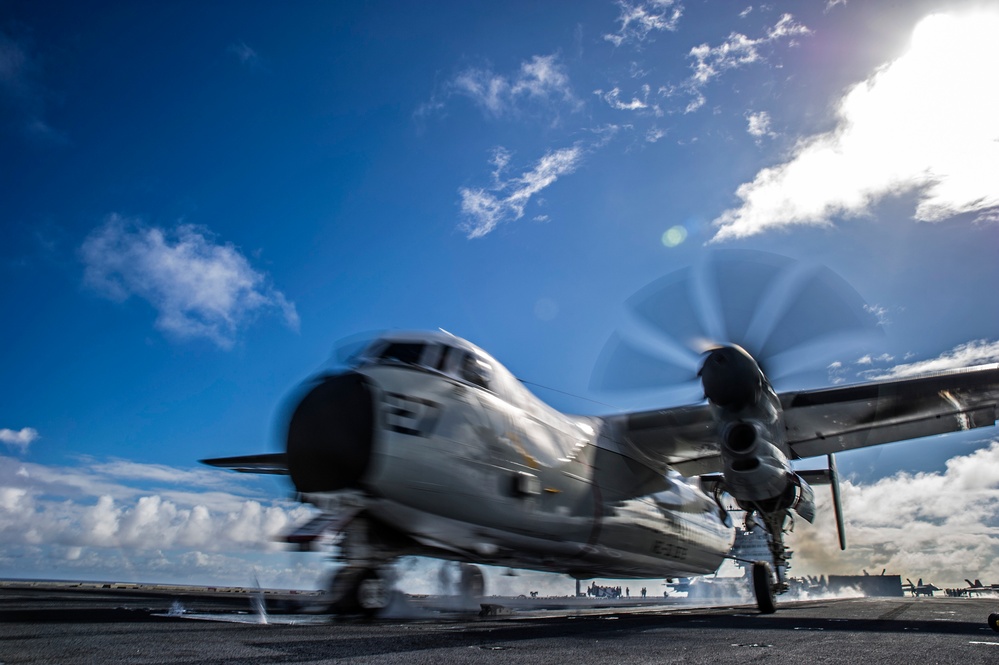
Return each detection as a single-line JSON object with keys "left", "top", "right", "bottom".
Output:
{"left": 591, "top": 250, "right": 882, "bottom": 402}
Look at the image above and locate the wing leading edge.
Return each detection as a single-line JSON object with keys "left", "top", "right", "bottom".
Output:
{"left": 617, "top": 364, "right": 999, "bottom": 476}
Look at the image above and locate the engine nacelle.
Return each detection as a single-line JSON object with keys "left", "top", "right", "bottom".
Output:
{"left": 700, "top": 344, "right": 815, "bottom": 523}
{"left": 720, "top": 421, "right": 790, "bottom": 502}
{"left": 719, "top": 421, "right": 816, "bottom": 523}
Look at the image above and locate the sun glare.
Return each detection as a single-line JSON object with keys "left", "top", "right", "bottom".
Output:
{"left": 713, "top": 9, "right": 999, "bottom": 239}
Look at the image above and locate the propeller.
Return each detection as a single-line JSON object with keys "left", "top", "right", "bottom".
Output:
{"left": 591, "top": 249, "right": 883, "bottom": 405}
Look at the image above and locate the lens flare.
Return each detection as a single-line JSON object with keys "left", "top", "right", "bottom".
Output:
{"left": 662, "top": 225, "right": 688, "bottom": 247}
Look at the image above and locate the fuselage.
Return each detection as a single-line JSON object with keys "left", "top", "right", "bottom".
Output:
{"left": 294, "top": 331, "right": 734, "bottom": 579}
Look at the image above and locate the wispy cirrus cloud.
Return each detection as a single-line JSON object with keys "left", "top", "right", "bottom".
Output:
{"left": 227, "top": 41, "right": 261, "bottom": 67}
{"left": 0, "top": 427, "right": 38, "bottom": 453}
{"left": 712, "top": 11, "right": 999, "bottom": 241}
{"left": 459, "top": 145, "right": 584, "bottom": 238}
{"left": 80, "top": 215, "right": 299, "bottom": 349}
{"left": 0, "top": 28, "right": 62, "bottom": 142}
{"left": 430, "top": 54, "right": 579, "bottom": 120}
{"left": 861, "top": 339, "right": 999, "bottom": 381}
{"left": 594, "top": 84, "right": 661, "bottom": 115}
{"left": 604, "top": 0, "right": 683, "bottom": 47}
{"left": 676, "top": 14, "right": 809, "bottom": 113}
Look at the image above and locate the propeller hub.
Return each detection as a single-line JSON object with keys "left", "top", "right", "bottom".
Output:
{"left": 286, "top": 372, "right": 374, "bottom": 493}
{"left": 700, "top": 345, "right": 762, "bottom": 409}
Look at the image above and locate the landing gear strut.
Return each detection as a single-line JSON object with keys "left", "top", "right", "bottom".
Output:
{"left": 750, "top": 508, "right": 791, "bottom": 614}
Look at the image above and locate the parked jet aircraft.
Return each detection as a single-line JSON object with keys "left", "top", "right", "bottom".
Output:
{"left": 947, "top": 579, "right": 999, "bottom": 597}
{"left": 202, "top": 254, "right": 999, "bottom": 616}
{"left": 904, "top": 578, "right": 942, "bottom": 597}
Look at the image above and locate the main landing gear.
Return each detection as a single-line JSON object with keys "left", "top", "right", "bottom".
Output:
{"left": 752, "top": 562, "right": 776, "bottom": 614}
{"left": 749, "top": 508, "right": 792, "bottom": 614}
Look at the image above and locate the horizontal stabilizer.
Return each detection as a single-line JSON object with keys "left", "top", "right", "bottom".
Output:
{"left": 199, "top": 453, "right": 288, "bottom": 475}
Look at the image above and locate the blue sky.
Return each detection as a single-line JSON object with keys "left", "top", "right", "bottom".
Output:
{"left": 2, "top": 0, "right": 998, "bottom": 592}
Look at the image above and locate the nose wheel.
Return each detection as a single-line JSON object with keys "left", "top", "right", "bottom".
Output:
{"left": 327, "top": 566, "right": 394, "bottom": 617}
{"left": 460, "top": 563, "right": 485, "bottom": 601}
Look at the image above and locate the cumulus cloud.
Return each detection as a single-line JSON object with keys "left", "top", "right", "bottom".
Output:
{"left": 0, "top": 427, "right": 38, "bottom": 453}
{"left": 678, "top": 14, "right": 809, "bottom": 113}
{"left": 449, "top": 54, "right": 578, "bottom": 118}
{"left": 80, "top": 215, "right": 299, "bottom": 349}
{"left": 712, "top": 11, "right": 999, "bottom": 240}
{"left": 0, "top": 454, "right": 322, "bottom": 586}
{"left": 793, "top": 439, "right": 999, "bottom": 587}
{"left": 604, "top": 0, "right": 683, "bottom": 47}
{"left": 459, "top": 145, "right": 584, "bottom": 238}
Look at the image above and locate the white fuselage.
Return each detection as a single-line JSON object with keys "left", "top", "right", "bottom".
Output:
{"left": 309, "top": 335, "right": 734, "bottom": 579}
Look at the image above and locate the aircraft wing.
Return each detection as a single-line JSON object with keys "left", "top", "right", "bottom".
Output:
{"left": 618, "top": 364, "right": 999, "bottom": 476}
{"left": 781, "top": 364, "right": 999, "bottom": 458}
{"left": 199, "top": 453, "right": 289, "bottom": 475}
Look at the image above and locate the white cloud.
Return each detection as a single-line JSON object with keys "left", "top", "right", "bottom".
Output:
{"left": 595, "top": 84, "right": 661, "bottom": 115}
{"left": 80, "top": 215, "right": 299, "bottom": 349}
{"left": 459, "top": 145, "right": 584, "bottom": 238}
{"left": 451, "top": 54, "right": 578, "bottom": 118}
{"left": 604, "top": 0, "right": 683, "bottom": 47}
{"left": 0, "top": 454, "right": 323, "bottom": 587}
{"left": 227, "top": 42, "right": 261, "bottom": 67}
{"left": 793, "top": 439, "right": 999, "bottom": 588}
{"left": 861, "top": 339, "right": 999, "bottom": 380}
{"left": 0, "top": 427, "right": 38, "bottom": 453}
{"left": 746, "top": 110, "right": 775, "bottom": 140}
{"left": 713, "top": 11, "right": 999, "bottom": 240}
{"left": 681, "top": 14, "right": 809, "bottom": 112}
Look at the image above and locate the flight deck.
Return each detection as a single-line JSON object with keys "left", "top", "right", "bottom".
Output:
{"left": 2, "top": 582, "right": 999, "bottom": 664}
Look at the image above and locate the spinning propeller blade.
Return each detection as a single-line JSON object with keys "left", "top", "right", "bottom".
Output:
{"left": 591, "top": 250, "right": 882, "bottom": 401}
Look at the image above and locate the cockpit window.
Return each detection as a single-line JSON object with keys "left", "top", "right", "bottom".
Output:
{"left": 459, "top": 352, "right": 492, "bottom": 389}
{"left": 376, "top": 342, "right": 425, "bottom": 365}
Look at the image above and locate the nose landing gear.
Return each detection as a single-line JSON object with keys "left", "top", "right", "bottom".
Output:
{"left": 327, "top": 566, "right": 394, "bottom": 617}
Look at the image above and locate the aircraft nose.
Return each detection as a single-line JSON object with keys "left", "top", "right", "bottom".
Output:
{"left": 286, "top": 372, "right": 374, "bottom": 493}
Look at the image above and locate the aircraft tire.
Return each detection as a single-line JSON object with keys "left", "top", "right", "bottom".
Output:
{"left": 460, "top": 563, "right": 485, "bottom": 599}
{"left": 327, "top": 566, "right": 391, "bottom": 617}
{"left": 355, "top": 568, "right": 392, "bottom": 617}
{"left": 753, "top": 562, "right": 777, "bottom": 614}
{"left": 326, "top": 567, "right": 364, "bottom": 614}
{"left": 988, "top": 613, "right": 999, "bottom": 633}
